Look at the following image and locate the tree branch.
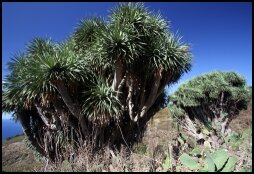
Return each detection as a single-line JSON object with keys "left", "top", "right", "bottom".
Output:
{"left": 116, "top": 73, "right": 126, "bottom": 100}
{"left": 35, "top": 103, "right": 56, "bottom": 130}
{"left": 156, "top": 71, "right": 173, "bottom": 99}
{"left": 55, "top": 80, "right": 88, "bottom": 135}
{"left": 126, "top": 77, "right": 134, "bottom": 120}
{"left": 112, "top": 59, "right": 124, "bottom": 91}
{"left": 138, "top": 70, "right": 162, "bottom": 119}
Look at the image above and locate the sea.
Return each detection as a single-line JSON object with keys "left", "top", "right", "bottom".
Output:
{"left": 2, "top": 118, "right": 23, "bottom": 141}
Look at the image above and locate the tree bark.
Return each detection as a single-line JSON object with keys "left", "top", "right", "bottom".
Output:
{"left": 55, "top": 80, "right": 88, "bottom": 135}
{"left": 112, "top": 59, "right": 124, "bottom": 91}
{"left": 18, "top": 111, "right": 46, "bottom": 157}
{"left": 116, "top": 74, "right": 126, "bottom": 100}
{"left": 52, "top": 100, "right": 79, "bottom": 131}
{"left": 155, "top": 72, "right": 173, "bottom": 99}
{"left": 139, "top": 77, "right": 147, "bottom": 109}
{"left": 35, "top": 103, "right": 56, "bottom": 130}
{"left": 126, "top": 77, "right": 135, "bottom": 120}
{"left": 137, "top": 70, "right": 162, "bottom": 119}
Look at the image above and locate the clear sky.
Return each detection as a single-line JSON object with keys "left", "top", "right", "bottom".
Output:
{"left": 2, "top": 2, "right": 252, "bottom": 118}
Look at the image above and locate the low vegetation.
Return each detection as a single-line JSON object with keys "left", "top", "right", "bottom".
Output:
{"left": 2, "top": 100, "right": 252, "bottom": 172}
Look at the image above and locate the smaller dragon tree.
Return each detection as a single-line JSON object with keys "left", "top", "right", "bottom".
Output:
{"left": 168, "top": 71, "right": 251, "bottom": 148}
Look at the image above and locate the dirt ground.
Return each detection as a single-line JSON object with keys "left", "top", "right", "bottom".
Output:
{"left": 143, "top": 107, "right": 178, "bottom": 145}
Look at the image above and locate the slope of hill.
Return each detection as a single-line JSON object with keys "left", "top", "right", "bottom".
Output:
{"left": 2, "top": 135, "right": 43, "bottom": 172}
{"left": 2, "top": 99, "right": 252, "bottom": 172}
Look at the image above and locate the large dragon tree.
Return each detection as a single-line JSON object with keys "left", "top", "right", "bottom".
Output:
{"left": 168, "top": 71, "right": 251, "bottom": 148}
{"left": 2, "top": 3, "right": 192, "bottom": 161}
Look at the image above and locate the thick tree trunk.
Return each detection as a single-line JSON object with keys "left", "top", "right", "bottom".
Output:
{"left": 55, "top": 81, "right": 88, "bottom": 135}
{"left": 18, "top": 111, "right": 46, "bottom": 157}
{"left": 55, "top": 81, "right": 81, "bottom": 119}
{"left": 139, "top": 77, "right": 147, "bottom": 109}
{"left": 52, "top": 100, "right": 66, "bottom": 124}
{"left": 136, "top": 70, "right": 162, "bottom": 120}
{"left": 52, "top": 100, "right": 79, "bottom": 131}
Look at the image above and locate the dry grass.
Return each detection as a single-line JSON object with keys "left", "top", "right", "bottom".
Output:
{"left": 2, "top": 136, "right": 43, "bottom": 172}
{"left": 2, "top": 101, "right": 252, "bottom": 172}
{"left": 229, "top": 99, "right": 252, "bottom": 132}
{"left": 37, "top": 108, "right": 179, "bottom": 172}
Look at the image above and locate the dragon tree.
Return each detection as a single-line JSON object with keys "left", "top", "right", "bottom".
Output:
{"left": 2, "top": 3, "right": 192, "bottom": 161}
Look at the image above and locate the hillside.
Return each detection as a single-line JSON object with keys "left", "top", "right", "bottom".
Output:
{"left": 2, "top": 135, "right": 43, "bottom": 172}
{"left": 2, "top": 100, "right": 252, "bottom": 172}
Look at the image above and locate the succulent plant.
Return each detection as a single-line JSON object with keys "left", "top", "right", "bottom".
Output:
{"left": 179, "top": 148, "right": 237, "bottom": 172}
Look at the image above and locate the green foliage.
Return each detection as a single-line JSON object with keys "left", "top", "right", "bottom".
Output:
{"left": 224, "top": 128, "right": 252, "bottom": 149}
{"left": 208, "top": 150, "right": 237, "bottom": 172}
{"left": 177, "top": 137, "right": 185, "bottom": 145}
{"left": 162, "top": 154, "right": 171, "bottom": 172}
{"left": 73, "top": 17, "right": 106, "bottom": 51}
{"left": 82, "top": 76, "right": 122, "bottom": 125}
{"left": 224, "top": 132, "right": 241, "bottom": 149}
{"left": 180, "top": 147, "right": 238, "bottom": 172}
{"left": 210, "top": 149, "right": 229, "bottom": 170}
{"left": 201, "top": 128, "right": 210, "bottom": 135}
{"left": 176, "top": 141, "right": 241, "bottom": 172}
{"left": 162, "top": 146, "right": 173, "bottom": 172}
{"left": 204, "top": 154, "right": 215, "bottom": 172}
{"left": 169, "top": 71, "right": 250, "bottom": 109}
{"left": 189, "top": 147, "right": 202, "bottom": 156}
{"left": 241, "top": 128, "right": 252, "bottom": 139}
{"left": 168, "top": 104, "right": 186, "bottom": 120}
{"left": 179, "top": 153, "right": 200, "bottom": 170}
{"left": 221, "top": 156, "right": 237, "bottom": 172}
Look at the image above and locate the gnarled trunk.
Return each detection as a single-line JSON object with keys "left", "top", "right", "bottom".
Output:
{"left": 52, "top": 100, "right": 79, "bottom": 131}
{"left": 17, "top": 110, "right": 46, "bottom": 156}
{"left": 134, "top": 70, "right": 162, "bottom": 121}
{"left": 55, "top": 80, "right": 88, "bottom": 135}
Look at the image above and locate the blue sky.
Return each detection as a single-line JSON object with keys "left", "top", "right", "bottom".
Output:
{"left": 2, "top": 2, "right": 252, "bottom": 118}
